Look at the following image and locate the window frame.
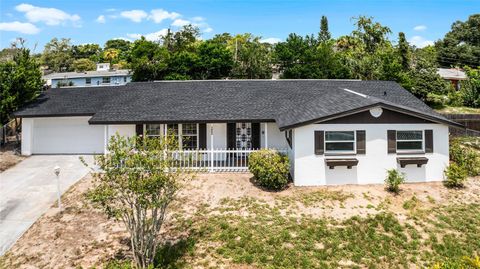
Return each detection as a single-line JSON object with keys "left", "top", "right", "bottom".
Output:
{"left": 145, "top": 124, "right": 162, "bottom": 138}
{"left": 102, "top": 76, "right": 111, "bottom": 84}
{"left": 396, "top": 130, "right": 424, "bottom": 153}
{"left": 85, "top": 77, "right": 91, "bottom": 85}
{"left": 157, "top": 123, "right": 199, "bottom": 150}
{"left": 324, "top": 131, "right": 356, "bottom": 155}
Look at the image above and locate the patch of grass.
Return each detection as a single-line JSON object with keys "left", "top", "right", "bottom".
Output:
{"left": 276, "top": 189, "right": 354, "bottom": 209}
{"left": 435, "top": 106, "right": 480, "bottom": 114}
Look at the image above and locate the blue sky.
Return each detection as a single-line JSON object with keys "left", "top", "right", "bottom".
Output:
{"left": 0, "top": 0, "right": 478, "bottom": 51}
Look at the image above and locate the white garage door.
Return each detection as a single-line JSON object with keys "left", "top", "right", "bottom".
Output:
{"left": 32, "top": 117, "right": 104, "bottom": 154}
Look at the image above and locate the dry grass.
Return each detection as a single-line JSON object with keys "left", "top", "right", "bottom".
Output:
{"left": 0, "top": 149, "right": 25, "bottom": 172}
{"left": 1, "top": 173, "right": 479, "bottom": 268}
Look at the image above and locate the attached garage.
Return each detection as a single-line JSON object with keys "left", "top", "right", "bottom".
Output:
{"left": 23, "top": 117, "right": 105, "bottom": 155}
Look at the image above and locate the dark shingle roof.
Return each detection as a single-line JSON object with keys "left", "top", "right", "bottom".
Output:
{"left": 14, "top": 80, "right": 461, "bottom": 130}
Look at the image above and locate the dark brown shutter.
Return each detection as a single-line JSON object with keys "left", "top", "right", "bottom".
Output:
{"left": 135, "top": 124, "right": 144, "bottom": 136}
{"left": 227, "top": 123, "right": 236, "bottom": 149}
{"left": 387, "top": 130, "right": 396, "bottom": 153}
{"left": 199, "top": 123, "right": 207, "bottom": 149}
{"left": 314, "top": 131, "right": 324, "bottom": 155}
{"left": 425, "top": 129, "right": 433, "bottom": 153}
{"left": 251, "top": 123, "right": 261, "bottom": 149}
{"left": 356, "top": 130, "right": 366, "bottom": 154}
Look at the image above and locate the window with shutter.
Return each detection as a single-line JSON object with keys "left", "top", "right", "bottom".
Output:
{"left": 314, "top": 131, "right": 324, "bottom": 155}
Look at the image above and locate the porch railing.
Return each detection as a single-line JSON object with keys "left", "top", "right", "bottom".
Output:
{"left": 168, "top": 148, "right": 287, "bottom": 172}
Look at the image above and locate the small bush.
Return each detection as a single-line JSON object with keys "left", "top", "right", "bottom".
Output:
{"left": 248, "top": 149, "right": 290, "bottom": 190}
{"left": 450, "top": 139, "right": 480, "bottom": 176}
{"left": 385, "top": 169, "right": 405, "bottom": 193}
{"left": 444, "top": 163, "right": 468, "bottom": 188}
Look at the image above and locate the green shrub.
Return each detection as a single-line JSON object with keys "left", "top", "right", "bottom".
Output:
{"left": 385, "top": 169, "right": 405, "bottom": 193}
{"left": 450, "top": 139, "right": 480, "bottom": 176}
{"left": 248, "top": 149, "right": 290, "bottom": 190}
{"left": 431, "top": 255, "right": 480, "bottom": 269}
{"left": 444, "top": 163, "right": 468, "bottom": 188}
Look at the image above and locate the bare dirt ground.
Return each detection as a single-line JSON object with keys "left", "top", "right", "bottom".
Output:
{"left": 1, "top": 173, "right": 479, "bottom": 268}
{"left": 0, "top": 148, "right": 25, "bottom": 172}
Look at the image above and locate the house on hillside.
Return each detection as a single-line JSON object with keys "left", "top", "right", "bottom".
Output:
{"left": 14, "top": 80, "right": 463, "bottom": 186}
{"left": 437, "top": 68, "right": 467, "bottom": 90}
{"left": 43, "top": 63, "right": 132, "bottom": 88}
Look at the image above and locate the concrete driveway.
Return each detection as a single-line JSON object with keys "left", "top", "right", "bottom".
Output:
{"left": 0, "top": 155, "right": 94, "bottom": 256}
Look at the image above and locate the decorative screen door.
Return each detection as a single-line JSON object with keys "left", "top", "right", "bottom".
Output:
{"left": 235, "top": 122, "right": 252, "bottom": 149}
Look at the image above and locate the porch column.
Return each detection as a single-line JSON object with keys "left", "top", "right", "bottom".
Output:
{"left": 210, "top": 125, "right": 214, "bottom": 172}
{"left": 264, "top": 122, "right": 268, "bottom": 149}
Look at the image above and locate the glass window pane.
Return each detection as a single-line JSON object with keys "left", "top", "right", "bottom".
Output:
{"left": 182, "top": 136, "right": 197, "bottom": 149}
{"left": 182, "top": 123, "right": 197, "bottom": 135}
{"left": 167, "top": 124, "right": 179, "bottom": 136}
{"left": 145, "top": 124, "right": 160, "bottom": 136}
{"left": 326, "top": 142, "right": 354, "bottom": 151}
{"left": 325, "top": 131, "right": 354, "bottom": 141}
{"left": 397, "top": 131, "right": 422, "bottom": 140}
{"left": 397, "top": 141, "right": 422, "bottom": 150}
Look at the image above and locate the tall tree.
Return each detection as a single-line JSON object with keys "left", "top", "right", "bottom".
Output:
{"left": 72, "top": 58, "right": 96, "bottom": 72}
{"left": 42, "top": 38, "right": 74, "bottom": 72}
{"left": 104, "top": 39, "right": 131, "bottom": 61}
{"left": 318, "top": 15, "right": 331, "bottom": 43}
{"left": 352, "top": 16, "right": 392, "bottom": 53}
{"left": 0, "top": 45, "right": 43, "bottom": 124}
{"left": 72, "top": 43, "right": 102, "bottom": 62}
{"left": 397, "top": 32, "right": 410, "bottom": 70}
{"left": 435, "top": 14, "right": 480, "bottom": 68}
{"left": 226, "top": 34, "right": 273, "bottom": 79}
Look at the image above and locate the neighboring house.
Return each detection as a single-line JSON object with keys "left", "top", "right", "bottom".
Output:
{"left": 14, "top": 80, "right": 463, "bottom": 186}
{"left": 437, "top": 68, "right": 467, "bottom": 90}
{"left": 43, "top": 63, "right": 132, "bottom": 88}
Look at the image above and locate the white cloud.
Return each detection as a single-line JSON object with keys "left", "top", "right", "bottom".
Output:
{"left": 203, "top": 27, "right": 213, "bottom": 33}
{"left": 413, "top": 25, "right": 427, "bottom": 31}
{"left": 120, "top": 9, "right": 148, "bottom": 23}
{"left": 192, "top": 16, "right": 204, "bottom": 22}
{"left": 0, "top": 21, "right": 40, "bottom": 34}
{"left": 261, "top": 37, "right": 282, "bottom": 44}
{"left": 96, "top": 15, "right": 106, "bottom": 23}
{"left": 408, "top": 35, "right": 433, "bottom": 48}
{"left": 106, "top": 8, "right": 116, "bottom": 12}
{"left": 172, "top": 19, "right": 190, "bottom": 27}
{"left": 127, "top": 29, "right": 169, "bottom": 41}
{"left": 15, "top": 3, "right": 80, "bottom": 26}
{"left": 149, "top": 9, "right": 180, "bottom": 23}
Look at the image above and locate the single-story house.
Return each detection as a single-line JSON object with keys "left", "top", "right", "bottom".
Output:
{"left": 43, "top": 63, "right": 131, "bottom": 88}
{"left": 14, "top": 80, "right": 463, "bottom": 186}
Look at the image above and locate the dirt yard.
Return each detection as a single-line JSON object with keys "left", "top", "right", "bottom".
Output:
{"left": 0, "top": 148, "right": 25, "bottom": 172}
{"left": 1, "top": 173, "right": 479, "bottom": 268}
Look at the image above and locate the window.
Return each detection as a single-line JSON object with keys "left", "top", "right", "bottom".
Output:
{"left": 102, "top": 77, "right": 110, "bottom": 84}
{"left": 166, "top": 123, "right": 198, "bottom": 149}
{"left": 325, "top": 131, "right": 355, "bottom": 154}
{"left": 181, "top": 123, "right": 198, "bottom": 149}
{"left": 396, "top": 130, "right": 423, "bottom": 152}
{"left": 145, "top": 124, "right": 161, "bottom": 137}
{"left": 124, "top": 76, "right": 127, "bottom": 83}
{"left": 86, "top": 78, "right": 91, "bottom": 85}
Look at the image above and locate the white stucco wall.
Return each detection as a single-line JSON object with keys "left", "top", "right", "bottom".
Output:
{"left": 261, "top": 122, "right": 289, "bottom": 149}
{"left": 21, "top": 118, "right": 34, "bottom": 155}
{"left": 293, "top": 123, "right": 449, "bottom": 186}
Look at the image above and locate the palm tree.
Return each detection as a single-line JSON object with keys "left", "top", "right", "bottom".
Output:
{"left": 103, "top": 48, "right": 119, "bottom": 66}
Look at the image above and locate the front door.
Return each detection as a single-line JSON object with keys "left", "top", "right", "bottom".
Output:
{"left": 236, "top": 122, "right": 252, "bottom": 149}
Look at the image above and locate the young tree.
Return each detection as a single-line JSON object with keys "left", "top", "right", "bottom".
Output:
{"left": 0, "top": 45, "right": 43, "bottom": 124}
{"left": 318, "top": 15, "right": 331, "bottom": 43}
{"left": 84, "top": 134, "right": 192, "bottom": 268}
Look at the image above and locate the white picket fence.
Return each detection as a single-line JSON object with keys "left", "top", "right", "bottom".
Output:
{"left": 168, "top": 148, "right": 287, "bottom": 172}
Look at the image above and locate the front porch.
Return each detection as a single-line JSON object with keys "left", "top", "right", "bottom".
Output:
{"left": 131, "top": 122, "right": 291, "bottom": 172}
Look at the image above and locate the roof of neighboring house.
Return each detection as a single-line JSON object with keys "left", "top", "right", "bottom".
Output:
{"left": 42, "top": 69, "right": 131, "bottom": 80}
{"left": 437, "top": 68, "right": 467, "bottom": 80}
{"left": 14, "top": 80, "right": 463, "bottom": 130}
